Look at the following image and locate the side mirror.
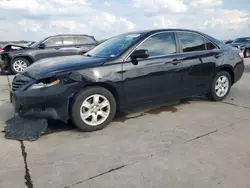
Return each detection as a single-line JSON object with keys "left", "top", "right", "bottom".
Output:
{"left": 38, "top": 43, "right": 46, "bottom": 49}
{"left": 130, "top": 49, "right": 149, "bottom": 60}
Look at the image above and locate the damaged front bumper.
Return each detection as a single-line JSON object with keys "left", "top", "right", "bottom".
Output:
{"left": 0, "top": 53, "right": 11, "bottom": 74}
{"left": 10, "top": 78, "right": 74, "bottom": 123}
{"left": 1, "top": 63, "right": 10, "bottom": 74}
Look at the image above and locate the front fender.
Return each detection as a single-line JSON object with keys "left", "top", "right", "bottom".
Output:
{"left": 66, "top": 63, "right": 125, "bottom": 107}
{"left": 10, "top": 53, "right": 35, "bottom": 63}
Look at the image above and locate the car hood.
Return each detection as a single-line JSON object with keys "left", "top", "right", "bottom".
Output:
{"left": 24, "top": 55, "right": 107, "bottom": 79}
{"left": 2, "top": 43, "right": 31, "bottom": 51}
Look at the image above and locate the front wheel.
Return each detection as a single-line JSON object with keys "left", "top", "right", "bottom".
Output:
{"left": 10, "top": 58, "right": 30, "bottom": 74}
{"left": 71, "top": 87, "right": 116, "bottom": 132}
{"left": 207, "top": 71, "right": 232, "bottom": 101}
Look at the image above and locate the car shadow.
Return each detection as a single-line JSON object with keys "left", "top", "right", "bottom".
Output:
{"left": 243, "top": 65, "right": 250, "bottom": 73}
{"left": 36, "top": 96, "right": 210, "bottom": 136}
{"left": 41, "top": 119, "right": 76, "bottom": 136}
{"left": 114, "top": 96, "right": 208, "bottom": 122}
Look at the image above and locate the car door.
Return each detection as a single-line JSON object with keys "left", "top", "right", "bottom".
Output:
{"left": 34, "top": 37, "right": 63, "bottom": 61}
{"left": 176, "top": 32, "right": 223, "bottom": 96}
{"left": 123, "top": 32, "right": 183, "bottom": 105}
{"left": 58, "top": 36, "right": 79, "bottom": 56}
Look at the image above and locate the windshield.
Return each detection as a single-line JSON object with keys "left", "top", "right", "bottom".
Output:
{"left": 232, "top": 37, "right": 250, "bottom": 43}
{"left": 26, "top": 41, "right": 35, "bottom": 46}
{"left": 29, "top": 38, "right": 46, "bottom": 48}
{"left": 85, "top": 33, "right": 143, "bottom": 58}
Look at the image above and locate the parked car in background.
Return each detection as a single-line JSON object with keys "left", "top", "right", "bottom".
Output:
{"left": 1, "top": 34, "right": 98, "bottom": 74}
{"left": 230, "top": 37, "right": 250, "bottom": 58}
{"left": 10, "top": 29, "right": 244, "bottom": 132}
{"left": 0, "top": 44, "right": 3, "bottom": 53}
{"left": 224, "top": 40, "right": 233, "bottom": 44}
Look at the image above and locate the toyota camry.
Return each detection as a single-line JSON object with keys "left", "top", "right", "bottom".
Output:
{"left": 10, "top": 29, "right": 244, "bottom": 131}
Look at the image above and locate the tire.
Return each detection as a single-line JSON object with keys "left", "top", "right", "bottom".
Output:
{"left": 71, "top": 87, "right": 116, "bottom": 132}
{"left": 207, "top": 71, "right": 232, "bottom": 101}
{"left": 10, "top": 58, "right": 30, "bottom": 74}
{"left": 244, "top": 49, "right": 250, "bottom": 58}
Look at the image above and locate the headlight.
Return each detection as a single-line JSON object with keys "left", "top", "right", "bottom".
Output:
{"left": 27, "top": 79, "right": 60, "bottom": 90}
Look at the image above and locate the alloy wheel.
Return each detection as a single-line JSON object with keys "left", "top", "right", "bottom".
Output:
{"left": 80, "top": 94, "right": 111, "bottom": 126}
{"left": 215, "top": 75, "right": 229, "bottom": 97}
{"left": 13, "top": 60, "right": 28, "bottom": 73}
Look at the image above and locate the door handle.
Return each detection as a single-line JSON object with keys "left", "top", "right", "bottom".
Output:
{"left": 54, "top": 47, "right": 60, "bottom": 50}
{"left": 75, "top": 46, "right": 81, "bottom": 48}
{"left": 170, "top": 59, "right": 182, "bottom": 65}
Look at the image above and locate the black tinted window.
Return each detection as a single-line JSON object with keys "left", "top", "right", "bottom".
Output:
{"left": 44, "top": 37, "right": 63, "bottom": 47}
{"left": 205, "top": 39, "right": 218, "bottom": 50}
{"left": 76, "top": 36, "right": 94, "bottom": 44}
{"left": 137, "top": 32, "right": 177, "bottom": 57}
{"left": 233, "top": 37, "right": 250, "bottom": 43}
{"left": 62, "top": 36, "right": 75, "bottom": 45}
{"left": 179, "top": 32, "right": 206, "bottom": 52}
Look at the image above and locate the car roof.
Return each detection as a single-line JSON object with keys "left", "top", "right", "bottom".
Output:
{"left": 49, "top": 34, "right": 95, "bottom": 38}
{"left": 122, "top": 28, "right": 206, "bottom": 35}
{"left": 120, "top": 28, "right": 226, "bottom": 50}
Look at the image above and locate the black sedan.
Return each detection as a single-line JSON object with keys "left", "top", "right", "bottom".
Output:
{"left": 10, "top": 29, "right": 244, "bottom": 131}
{"left": 230, "top": 37, "right": 250, "bottom": 57}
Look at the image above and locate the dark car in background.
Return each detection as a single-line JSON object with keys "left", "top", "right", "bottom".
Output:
{"left": 230, "top": 37, "right": 250, "bottom": 58}
{"left": 11, "top": 29, "right": 244, "bottom": 132}
{"left": 223, "top": 40, "right": 233, "bottom": 45}
{"left": 1, "top": 34, "right": 98, "bottom": 74}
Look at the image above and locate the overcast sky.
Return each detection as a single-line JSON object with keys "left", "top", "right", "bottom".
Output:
{"left": 0, "top": 0, "right": 249, "bottom": 41}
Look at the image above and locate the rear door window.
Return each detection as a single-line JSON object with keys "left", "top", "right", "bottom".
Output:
{"left": 62, "top": 36, "right": 75, "bottom": 45}
{"left": 204, "top": 38, "right": 218, "bottom": 50}
{"left": 76, "top": 36, "right": 95, "bottom": 45}
{"left": 178, "top": 32, "right": 206, "bottom": 52}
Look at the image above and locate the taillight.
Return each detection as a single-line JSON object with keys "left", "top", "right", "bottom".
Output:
{"left": 239, "top": 51, "right": 244, "bottom": 59}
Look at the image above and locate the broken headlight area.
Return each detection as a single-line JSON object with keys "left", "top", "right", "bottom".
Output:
{"left": 27, "top": 77, "right": 60, "bottom": 91}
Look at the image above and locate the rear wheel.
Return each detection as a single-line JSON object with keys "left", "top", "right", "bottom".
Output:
{"left": 207, "top": 71, "right": 232, "bottom": 101}
{"left": 71, "top": 87, "right": 116, "bottom": 132}
{"left": 10, "top": 58, "right": 30, "bottom": 74}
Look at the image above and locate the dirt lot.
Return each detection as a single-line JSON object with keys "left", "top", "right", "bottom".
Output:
{"left": 1, "top": 59, "right": 250, "bottom": 188}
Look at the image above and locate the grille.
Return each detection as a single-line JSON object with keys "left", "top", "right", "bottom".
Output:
{"left": 12, "top": 77, "right": 29, "bottom": 91}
